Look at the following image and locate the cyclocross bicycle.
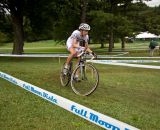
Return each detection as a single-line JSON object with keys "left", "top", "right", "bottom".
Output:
{"left": 60, "top": 51, "right": 99, "bottom": 96}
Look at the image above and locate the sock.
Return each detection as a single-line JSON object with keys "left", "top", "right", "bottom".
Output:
{"left": 64, "top": 64, "right": 68, "bottom": 69}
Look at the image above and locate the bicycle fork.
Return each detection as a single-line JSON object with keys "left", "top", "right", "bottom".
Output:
{"left": 80, "top": 63, "right": 86, "bottom": 80}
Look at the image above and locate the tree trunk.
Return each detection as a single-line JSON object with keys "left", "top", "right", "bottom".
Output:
{"left": 108, "top": 1, "right": 114, "bottom": 52}
{"left": 9, "top": 0, "right": 24, "bottom": 55}
{"left": 121, "top": 37, "right": 125, "bottom": 50}
{"left": 108, "top": 29, "right": 113, "bottom": 52}
{"left": 112, "top": 41, "right": 114, "bottom": 48}
{"left": 11, "top": 14, "right": 24, "bottom": 54}
{"left": 100, "top": 41, "right": 104, "bottom": 48}
{"left": 80, "top": 0, "right": 87, "bottom": 22}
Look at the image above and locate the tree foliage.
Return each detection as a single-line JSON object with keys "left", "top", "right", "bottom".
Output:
{"left": 0, "top": 0, "right": 160, "bottom": 53}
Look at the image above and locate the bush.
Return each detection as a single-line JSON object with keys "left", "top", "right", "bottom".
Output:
{"left": 0, "top": 32, "right": 12, "bottom": 44}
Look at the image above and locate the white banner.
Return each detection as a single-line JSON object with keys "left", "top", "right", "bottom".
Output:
{"left": 88, "top": 60, "right": 160, "bottom": 63}
{"left": 90, "top": 60, "right": 160, "bottom": 69}
{"left": 0, "top": 71, "right": 139, "bottom": 130}
{"left": 0, "top": 54, "right": 160, "bottom": 59}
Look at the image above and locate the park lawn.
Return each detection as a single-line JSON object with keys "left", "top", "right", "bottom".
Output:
{"left": 0, "top": 57, "right": 160, "bottom": 130}
{"left": 0, "top": 40, "right": 68, "bottom": 54}
{"left": 0, "top": 40, "right": 63, "bottom": 48}
{"left": 1, "top": 40, "right": 159, "bottom": 56}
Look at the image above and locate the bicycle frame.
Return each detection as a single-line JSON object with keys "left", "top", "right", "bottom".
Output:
{"left": 79, "top": 55, "right": 86, "bottom": 80}
{"left": 60, "top": 51, "right": 99, "bottom": 96}
{"left": 70, "top": 52, "right": 94, "bottom": 78}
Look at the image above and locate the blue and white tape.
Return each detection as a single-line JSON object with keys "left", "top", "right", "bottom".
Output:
{"left": 1, "top": 54, "right": 160, "bottom": 59}
{"left": 87, "top": 60, "right": 160, "bottom": 63}
{"left": 0, "top": 71, "right": 139, "bottom": 130}
{"left": 89, "top": 60, "right": 160, "bottom": 69}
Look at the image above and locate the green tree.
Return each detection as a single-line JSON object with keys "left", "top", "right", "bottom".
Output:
{"left": 91, "top": 0, "right": 134, "bottom": 51}
{"left": 0, "top": 12, "right": 13, "bottom": 43}
{"left": 148, "top": 6, "right": 160, "bottom": 35}
{"left": 0, "top": 0, "right": 59, "bottom": 54}
{"left": 89, "top": 0, "right": 134, "bottom": 51}
{"left": 24, "top": 0, "right": 59, "bottom": 41}
{"left": 89, "top": 10, "right": 113, "bottom": 48}
{"left": 52, "top": 0, "right": 81, "bottom": 40}
{"left": 114, "top": 16, "right": 133, "bottom": 50}
{"left": 0, "top": 0, "right": 25, "bottom": 54}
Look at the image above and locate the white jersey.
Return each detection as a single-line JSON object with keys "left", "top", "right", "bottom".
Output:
{"left": 66, "top": 30, "right": 89, "bottom": 50}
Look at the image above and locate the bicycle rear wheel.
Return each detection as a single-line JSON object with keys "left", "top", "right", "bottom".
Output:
{"left": 60, "top": 62, "right": 72, "bottom": 87}
{"left": 71, "top": 63, "right": 99, "bottom": 96}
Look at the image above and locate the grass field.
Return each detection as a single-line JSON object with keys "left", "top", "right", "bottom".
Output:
{"left": 0, "top": 40, "right": 160, "bottom": 129}
{"left": 0, "top": 40, "right": 160, "bottom": 56}
{"left": 0, "top": 57, "right": 160, "bottom": 130}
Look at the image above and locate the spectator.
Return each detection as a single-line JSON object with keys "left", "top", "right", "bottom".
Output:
{"left": 149, "top": 39, "right": 159, "bottom": 56}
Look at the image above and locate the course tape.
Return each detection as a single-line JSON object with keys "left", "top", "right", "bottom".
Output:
{"left": 97, "top": 56, "right": 160, "bottom": 59}
{"left": 88, "top": 60, "right": 160, "bottom": 63}
{"left": 1, "top": 54, "right": 160, "bottom": 58}
{"left": 90, "top": 60, "right": 160, "bottom": 69}
{"left": 0, "top": 54, "right": 68, "bottom": 58}
{"left": 0, "top": 71, "right": 139, "bottom": 130}
{"left": 111, "top": 52, "right": 129, "bottom": 56}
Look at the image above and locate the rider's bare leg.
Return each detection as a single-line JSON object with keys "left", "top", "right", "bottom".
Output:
{"left": 65, "top": 47, "right": 77, "bottom": 68}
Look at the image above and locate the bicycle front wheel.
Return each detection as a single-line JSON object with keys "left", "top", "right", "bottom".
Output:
{"left": 71, "top": 63, "right": 99, "bottom": 96}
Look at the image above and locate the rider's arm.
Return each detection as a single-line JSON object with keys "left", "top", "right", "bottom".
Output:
{"left": 85, "top": 42, "right": 92, "bottom": 53}
{"left": 85, "top": 42, "right": 97, "bottom": 58}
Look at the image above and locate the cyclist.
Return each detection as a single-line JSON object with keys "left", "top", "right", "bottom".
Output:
{"left": 64, "top": 23, "right": 96, "bottom": 75}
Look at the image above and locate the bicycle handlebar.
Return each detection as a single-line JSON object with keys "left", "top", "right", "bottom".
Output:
{"left": 77, "top": 51, "right": 85, "bottom": 57}
{"left": 77, "top": 51, "right": 95, "bottom": 60}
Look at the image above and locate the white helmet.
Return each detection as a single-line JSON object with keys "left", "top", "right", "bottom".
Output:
{"left": 79, "top": 23, "right": 90, "bottom": 31}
